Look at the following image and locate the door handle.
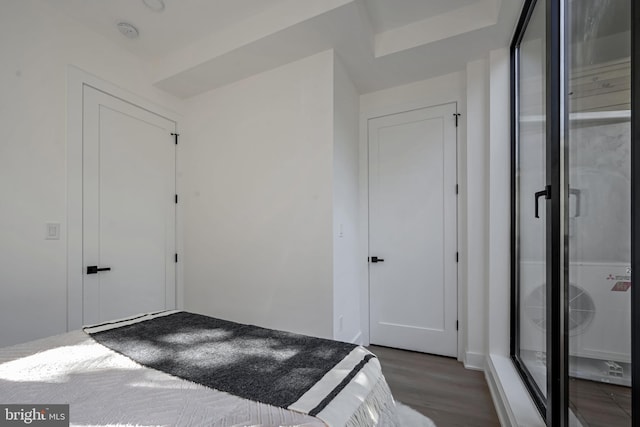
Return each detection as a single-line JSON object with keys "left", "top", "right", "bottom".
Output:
{"left": 370, "top": 256, "right": 385, "bottom": 263}
{"left": 534, "top": 185, "right": 551, "bottom": 218}
{"left": 569, "top": 188, "right": 581, "bottom": 217}
{"left": 87, "top": 266, "right": 111, "bottom": 274}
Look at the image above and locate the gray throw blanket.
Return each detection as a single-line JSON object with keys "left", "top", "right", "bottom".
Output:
{"left": 84, "top": 311, "right": 361, "bottom": 410}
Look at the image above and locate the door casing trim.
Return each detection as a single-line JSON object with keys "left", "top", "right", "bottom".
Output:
{"left": 358, "top": 99, "right": 461, "bottom": 361}
{"left": 66, "top": 66, "right": 182, "bottom": 330}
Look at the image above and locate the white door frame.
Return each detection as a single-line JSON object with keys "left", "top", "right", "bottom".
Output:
{"left": 66, "top": 66, "right": 182, "bottom": 331}
{"left": 358, "top": 99, "right": 463, "bottom": 361}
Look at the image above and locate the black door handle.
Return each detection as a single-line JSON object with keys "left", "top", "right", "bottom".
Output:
{"left": 87, "top": 266, "right": 111, "bottom": 274}
{"left": 569, "top": 188, "right": 581, "bottom": 217}
{"left": 534, "top": 185, "right": 551, "bottom": 218}
{"left": 370, "top": 256, "right": 385, "bottom": 263}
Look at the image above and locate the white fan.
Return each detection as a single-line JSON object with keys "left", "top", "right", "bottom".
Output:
{"left": 525, "top": 283, "right": 596, "bottom": 336}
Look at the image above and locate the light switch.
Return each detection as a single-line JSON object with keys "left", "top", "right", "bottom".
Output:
{"left": 46, "top": 222, "right": 60, "bottom": 240}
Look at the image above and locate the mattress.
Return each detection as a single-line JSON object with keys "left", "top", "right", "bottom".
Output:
{"left": 0, "top": 313, "right": 399, "bottom": 427}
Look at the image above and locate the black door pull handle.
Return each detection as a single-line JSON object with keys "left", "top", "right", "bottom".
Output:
{"left": 87, "top": 266, "right": 111, "bottom": 274}
{"left": 370, "top": 256, "right": 385, "bottom": 263}
{"left": 569, "top": 188, "right": 581, "bottom": 217}
{"left": 534, "top": 185, "right": 551, "bottom": 218}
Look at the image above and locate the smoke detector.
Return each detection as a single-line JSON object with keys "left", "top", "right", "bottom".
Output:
{"left": 117, "top": 22, "right": 139, "bottom": 39}
{"left": 143, "top": 0, "right": 165, "bottom": 12}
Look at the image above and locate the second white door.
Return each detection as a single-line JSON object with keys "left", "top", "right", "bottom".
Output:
{"left": 83, "top": 86, "right": 176, "bottom": 325}
{"left": 369, "top": 103, "right": 458, "bottom": 357}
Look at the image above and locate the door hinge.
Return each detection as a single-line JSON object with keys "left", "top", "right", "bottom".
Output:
{"left": 175, "top": 253, "right": 178, "bottom": 263}
{"left": 171, "top": 132, "right": 179, "bottom": 145}
{"left": 175, "top": 194, "right": 178, "bottom": 204}
{"left": 453, "top": 113, "right": 461, "bottom": 127}
{"left": 455, "top": 184, "right": 459, "bottom": 194}
{"left": 456, "top": 252, "right": 459, "bottom": 263}
{"left": 456, "top": 320, "right": 459, "bottom": 331}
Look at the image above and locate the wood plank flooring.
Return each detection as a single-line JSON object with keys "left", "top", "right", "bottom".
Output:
{"left": 369, "top": 344, "right": 634, "bottom": 427}
{"left": 368, "top": 345, "right": 501, "bottom": 427}
{"left": 570, "top": 378, "right": 631, "bottom": 427}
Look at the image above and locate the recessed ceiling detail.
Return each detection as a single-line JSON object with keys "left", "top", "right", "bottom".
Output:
{"left": 45, "top": 0, "right": 524, "bottom": 97}
{"left": 365, "top": 0, "right": 480, "bottom": 33}
{"left": 142, "top": 0, "right": 165, "bottom": 13}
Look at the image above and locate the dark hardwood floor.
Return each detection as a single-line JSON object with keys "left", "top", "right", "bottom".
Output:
{"left": 369, "top": 345, "right": 634, "bottom": 427}
{"left": 368, "top": 345, "right": 501, "bottom": 427}
{"left": 570, "top": 378, "right": 631, "bottom": 427}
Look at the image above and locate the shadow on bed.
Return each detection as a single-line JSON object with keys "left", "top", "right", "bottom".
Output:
{"left": 0, "top": 312, "right": 397, "bottom": 426}
{"left": 0, "top": 336, "right": 321, "bottom": 426}
{"left": 87, "top": 312, "right": 359, "bottom": 408}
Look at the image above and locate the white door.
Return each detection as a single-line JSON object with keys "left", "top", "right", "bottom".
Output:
{"left": 368, "top": 103, "right": 458, "bottom": 356}
{"left": 83, "top": 86, "right": 176, "bottom": 325}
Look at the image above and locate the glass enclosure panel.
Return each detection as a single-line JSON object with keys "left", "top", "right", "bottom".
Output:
{"left": 566, "top": 0, "right": 631, "bottom": 425}
{"left": 517, "top": 0, "right": 547, "bottom": 396}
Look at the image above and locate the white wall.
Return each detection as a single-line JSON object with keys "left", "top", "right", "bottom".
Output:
{"left": 458, "top": 48, "right": 543, "bottom": 426}
{"left": 182, "top": 50, "right": 335, "bottom": 339}
{"left": 465, "top": 58, "right": 489, "bottom": 370}
{"left": 332, "top": 57, "right": 361, "bottom": 343}
{"left": 0, "top": 0, "right": 183, "bottom": 347}
{"left": 487, "top": 48, "right": 511, "bottom": 356}
{"left": 358, "top": 71, "right": 467, "bottom": 353}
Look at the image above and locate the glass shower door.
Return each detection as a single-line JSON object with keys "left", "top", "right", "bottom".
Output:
{"left": 565, "top": 0, "right": 631, "bottom": 425}
{"left": 512, "top": 0, "right": 634, "bottom": 424}
{"left": 516, "top": 0, "right": 548, "bottom": 402}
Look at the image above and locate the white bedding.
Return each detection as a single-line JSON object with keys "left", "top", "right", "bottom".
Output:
{"left": 0, "top": 330, "right": 399, "bottom": 427}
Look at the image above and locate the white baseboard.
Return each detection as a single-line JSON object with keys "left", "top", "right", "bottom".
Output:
{"left": 464, "top": 351, "right": 485, "bottom": 371}
{"left": 485, "top": 354, "right": 545, "bottom": 427}
{"left": 351, "top": 331, "right": 363, "bottom": 345}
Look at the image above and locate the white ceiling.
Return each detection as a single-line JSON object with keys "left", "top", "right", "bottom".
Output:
{"left": 365, "top": 0, "right": 482, "bottom": 33}
{"left": 45, "top": 0, "right": 524, "bottom": 97}
{"left": 49, "top": 0, "right": 291, "bottom": 60}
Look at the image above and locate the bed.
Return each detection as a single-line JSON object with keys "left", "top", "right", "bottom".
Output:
{"left": 0, "top": 311, "right": 400, "bottom": 426}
